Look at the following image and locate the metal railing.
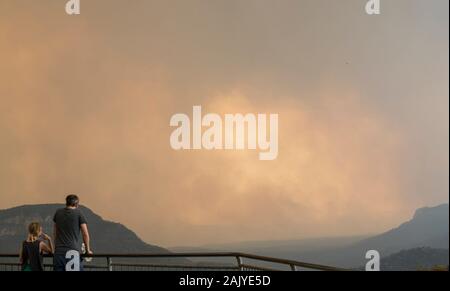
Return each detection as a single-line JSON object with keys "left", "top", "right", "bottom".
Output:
{"left": 0, "top": 252, "right": 348, "bottom": 271}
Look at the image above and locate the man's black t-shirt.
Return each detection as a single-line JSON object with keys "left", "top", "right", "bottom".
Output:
{"left": 53, "top": 208, "right": 87, "bottom": 254}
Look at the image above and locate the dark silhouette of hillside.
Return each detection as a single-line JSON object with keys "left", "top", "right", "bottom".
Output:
{"left": 355, "top": 204, "right": 449, "bottom": 252}
{"left": 171, "top": 204, "right": 449, "bottom": 269}
{"left": 0, "top": 204, "right": 169, "bottom": 254}
{"left": 378, "top": 247, "right": 449, "bottom": 271}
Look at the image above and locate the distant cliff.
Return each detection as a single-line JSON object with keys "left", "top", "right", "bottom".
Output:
{"left": 171, "top": 204, "right": 449, "bottom": 269}
{"left": 331, "top": 203, "right": 449, "bottom": 267}
{"left": 354, "top": 204, "right": 449, "bottom": 254}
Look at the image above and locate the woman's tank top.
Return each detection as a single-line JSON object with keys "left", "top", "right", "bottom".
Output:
{"left": 21, "top": 240, "right": 44, "bottom": 271}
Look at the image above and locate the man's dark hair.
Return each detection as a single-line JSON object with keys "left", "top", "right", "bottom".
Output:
{"left": 66, "top": 195, "right": 79, "bottom": 207}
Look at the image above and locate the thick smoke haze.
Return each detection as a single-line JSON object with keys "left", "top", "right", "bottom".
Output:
{"left": 0, "top": 0, "right": 448, "bottom": 246}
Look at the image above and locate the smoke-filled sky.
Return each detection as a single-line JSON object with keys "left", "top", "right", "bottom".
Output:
{"left": 0, "top": 0, "right": 448, "bottom": 246}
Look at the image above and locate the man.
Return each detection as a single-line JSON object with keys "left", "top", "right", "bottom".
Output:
{"left": 53, "top": 195, "right": 93, "bottom": 271}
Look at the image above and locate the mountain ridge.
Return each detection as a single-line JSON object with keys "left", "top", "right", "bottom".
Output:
{"left": 171, "top": 203, "right": 449, "bottom": 268}
{"left": 1, "top": 203, "right": 447, "bottom": 269}
{"left": 0, "top": 204, "right": 169, "bottom": 254}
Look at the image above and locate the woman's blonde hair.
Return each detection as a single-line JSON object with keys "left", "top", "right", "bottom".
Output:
{"left": 27, "top": 222, "right": 41, "bottom": 242}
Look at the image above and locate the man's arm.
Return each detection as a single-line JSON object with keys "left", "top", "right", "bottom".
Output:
{"left": 80, "top": 223, "right": 92, "bottom": 254}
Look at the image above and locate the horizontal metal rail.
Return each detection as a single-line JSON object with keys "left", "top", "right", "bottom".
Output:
{"left": 0, "top": 252, "right": 348, "bottom": 271}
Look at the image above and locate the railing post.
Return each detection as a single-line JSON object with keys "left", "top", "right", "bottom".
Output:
{"left": 236, "top": 256, "right": 243, "bottom": 271}
{"left": 107, "top": 257, "right": 113, "bottom": 271}
{"left": 290, "top": 264, "right": 298, "bottom": 271}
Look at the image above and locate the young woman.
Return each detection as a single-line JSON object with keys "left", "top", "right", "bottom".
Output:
{"left": 19, "top": 222, "right": 54, "bottom": 271}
